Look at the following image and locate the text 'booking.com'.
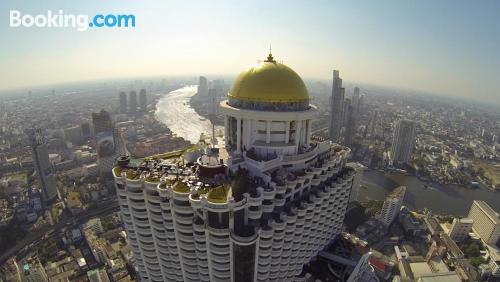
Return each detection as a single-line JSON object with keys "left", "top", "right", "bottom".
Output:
{"left": 9, "top": 10, "right": 136, "bottom": 31}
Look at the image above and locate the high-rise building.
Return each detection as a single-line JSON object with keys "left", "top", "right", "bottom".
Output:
{"left": 344, "top": 100, "right": 356, "bottom": 146}
{"left": 113, "top": 53, "right": 355, "bottom": 282}
{"left": 342, "top": 98, "right": 351, "bottom": 127}
{"left": 29, "top": 128, "right": 58, "bottom": 204}
{"left": 212, "top": 79, "right": 225, "bottom": 97}
{"left": 391, "top": 119, "right": 416, "bottom": 165}
{"left": 329, "top": 70, "right": 344, "bottom": 142}
{"left": 64, "top": 125, "right": 84, "bottom": 145}
{"left": 377, "top": 186, "right": 406, "bottom": 226}
{"left": 448, "top": 217, "right": 473, "bottom": 242}
{"left": 139, "top": 88, "right": 147, "bottom": 112}
{"left": 198, "top": 76, "right": 208, "bottom": 98}
{"left": 81, "top": 122, "right": 91, "bottom": 139}
{"left": 468, "top": 200, "right": 500, "bottom": 245}
{"left": 119, "top": 91, "right": 127, "bottom": 114}
{"left": 92, "top": 110, "right": 115, "bottom": 175}
{"left": 352, "top": 87, "right": 361, "bottom": 114}
{"left": 129, "top": 91, "right": 137, "bottom": 113}
{"left": 209, "top": 88, "right": 217, "bottom": 144}
{"left": 347, "top": 252, "right": 379, "bottom": 282}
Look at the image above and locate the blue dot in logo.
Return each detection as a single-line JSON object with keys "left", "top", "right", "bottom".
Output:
{"left": 89, "top": 22, "right": 93, "bottom": 27}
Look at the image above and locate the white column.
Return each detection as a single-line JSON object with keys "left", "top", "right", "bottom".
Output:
{"left": 245, "top": 119, "right": 252, "bottom": 149}
{"left": 302, "top": 120, "right": 307, "bottom": 145}
{"left": 224, "top": 116, "right": 229, "bottom": 144}
{"left": 266, "top": 120, "right": 271, "bottom": 144}
{"left": 236, "top": 118, "right": 241, "bottom": 154}
{"left": 294, "top": 120, "right": 301, "bottom": 146}
{"left": 285, "top": 121, "right": 290, "bottom": 144}
{"left": 306, "top": 120, "right": 312, "bottom": 145}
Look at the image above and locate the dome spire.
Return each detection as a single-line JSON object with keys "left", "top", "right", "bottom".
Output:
{"left": 265, "top": 45, "right": 275, "bottom": 63}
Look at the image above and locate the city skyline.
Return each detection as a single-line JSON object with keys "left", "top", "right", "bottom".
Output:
{"left": 1, "top": 0, "right": 499, "bottom": 105}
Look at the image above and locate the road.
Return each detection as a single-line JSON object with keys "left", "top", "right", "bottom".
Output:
{"left": 0, "top": 200, "right": 120, "bottom": 266}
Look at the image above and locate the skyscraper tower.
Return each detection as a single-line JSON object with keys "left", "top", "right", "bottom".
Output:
{"left": 113, "top": 53, "right": 355, "bottom": 282}
{"left": 92, "top": 110, "right": 116, "bottom": 176}
{"left": 352, "top": 87, "right": 360, "bottom": 114}
{"left": 129, "top": 90, "right": 137, "bottom": 113}
{"left": 342, "top": 98, "right": 351, "bottom": 127}
{"left": 29, "top": 128, "right": 58, "bottom": 204}
{"left": 198, "top": 76, "right": 209, "bottom": 98}
{"left": 391, "top": 119, "right": 416, "bottom": 165}
{"left": 344, "top": 101, "right": 356, "bottom": 146}
{"left": 209, "top": 88, "right": 217, "bottom": 144}
{"left": 329, "top": 70, "right": 344, "bottom": 142}
{"left": 139, "top": 88, "right": 147, "bottom": 112}
{"left": 119, "top": 91, "right": 127, "bottom": 114}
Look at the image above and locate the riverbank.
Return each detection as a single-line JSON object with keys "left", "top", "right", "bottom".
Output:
{"left": 359, "top": 170, "right": 500, "bottom": 216}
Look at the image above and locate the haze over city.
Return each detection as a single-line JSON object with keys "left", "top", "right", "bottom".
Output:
{"left": 1, "top": 0, "right": 499, "bottom": 105}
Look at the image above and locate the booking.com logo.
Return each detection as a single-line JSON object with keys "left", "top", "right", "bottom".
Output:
{"left": 9, "top": 10, "right": 135, "bottom": 31}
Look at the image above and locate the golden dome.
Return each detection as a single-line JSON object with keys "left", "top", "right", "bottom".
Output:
{"left": 228, "top": 54, "right": 309, "bottom": 104}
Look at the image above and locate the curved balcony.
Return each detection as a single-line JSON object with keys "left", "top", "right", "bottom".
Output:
{"left": 263, "top": 189, "right": 275, "bottom": 199}
{"left": 207, "top": 226, "right": 229, "bottom": 235}
{"left": 248, "top": 209, "right": 262, "bottom": 219}
{"left": 209, "top": 244, "right": 230, "bottom": 255}
{"left": 209, "top": 234, "right": 229, "bottom": 245}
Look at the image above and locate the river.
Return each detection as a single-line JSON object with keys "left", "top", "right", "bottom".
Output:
{"left": 155, "top": 85, "right": 222, "bottom": 144}
{"left": 359, "top": 170, "right": 500, "bottom": 216}
{"left": 155, "top": 86, "right": 500, "bottom": 217}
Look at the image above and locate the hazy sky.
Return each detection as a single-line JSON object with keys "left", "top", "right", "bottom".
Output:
{"left": 1, "top": 0, "right": 499, "bottom": 103}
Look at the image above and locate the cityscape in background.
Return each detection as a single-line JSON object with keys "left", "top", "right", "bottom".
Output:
{"left": 1, "top": 2, "right": 500, "bottom": 282}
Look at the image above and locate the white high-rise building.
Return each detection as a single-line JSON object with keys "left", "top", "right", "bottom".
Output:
{"left": 113, "top": 53, "right": 355, "bottom": 282}
{"left": 329, "top": 70, "right": 344, "bottom": 142}
{"left": 377, "top": 186, "right": 406, "bottom": 226}
{"left": 448, "top": 217, "right": 473, "bottom": 242}
{"left": 391, "top": 119, "right": 416, "bottom": 165}
{"left": 468, "top": 200, "right": 500, "bottom": 245}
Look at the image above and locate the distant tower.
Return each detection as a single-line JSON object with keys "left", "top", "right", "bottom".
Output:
{"left": 209, "top": 88, "right": 217, "bottom": 145}
{"left": 81, "top": 122, "right": 91, "bottom": 139}
{"left": 29, "top": 128, "right": 58, "bottom": 204}
{"left": 391, "top": 119, "right": 416, "bottom": 165}
{"left": 92, "top": 110, "right": 116, "bottom": 176}
{"left": 198, "top": 76, "right": 208, "bottom": 98}
{"left": 344, "top": 101, "right": 357, "bottom": 146}
{"left": 342, "top": 98, "right": 351, "bottom": 127}
{"left": 139, "top": 88, "right": 147, "bottom": 112}
{"left": 352, "top": 87, "right": 361, "bottom": 114}
{"left": 212, "top": 79, "right": 225, "bottom": 97}
{"left": 329, "top": 70, "right": 344, "bottom": 142}
{"left": 119, "top": 91, "right": 127, "bottom": 114}
{"left": 129, "top": 91, "right": 137, "bottom": 113}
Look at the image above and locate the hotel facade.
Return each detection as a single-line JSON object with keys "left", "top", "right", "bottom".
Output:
{"left": 113, "top": 53, "right": 355, "bottom": 282}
